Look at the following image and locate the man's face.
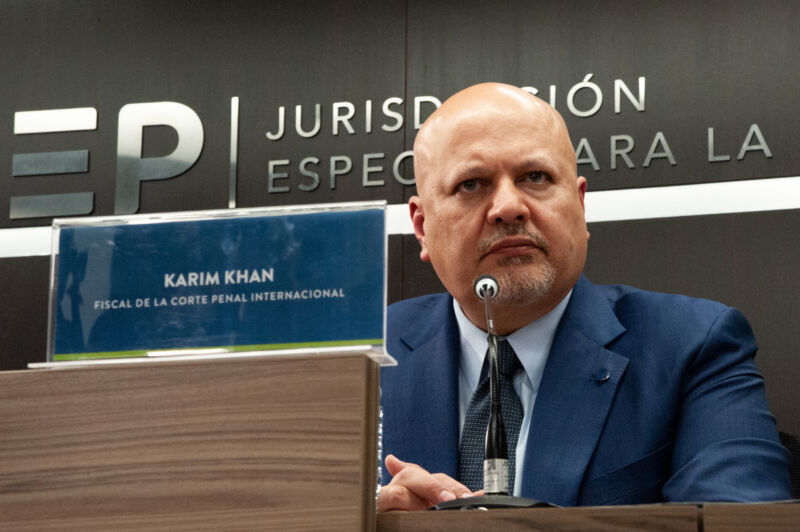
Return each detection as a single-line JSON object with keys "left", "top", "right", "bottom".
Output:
{"left": 411, "top": 86, "right": 588, "bottom": 324}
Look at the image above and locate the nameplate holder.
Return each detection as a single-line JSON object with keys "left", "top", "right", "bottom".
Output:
{"left": 46, "top": 201, "right": 393, "bottom": 366}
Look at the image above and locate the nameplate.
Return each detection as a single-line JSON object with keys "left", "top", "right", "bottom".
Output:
{"left": 48, "top": 202, "right": 387, "bottom": 362}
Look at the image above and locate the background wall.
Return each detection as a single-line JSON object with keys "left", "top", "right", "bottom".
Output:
{"left": 1, "top": 0, "right": 798, "bottom": 435}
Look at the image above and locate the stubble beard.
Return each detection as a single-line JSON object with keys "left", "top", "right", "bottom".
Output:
{"left": 476, "top": 225, "right": 556, "bottom": 306}
{"left": 493, "top": 255, "right": 555, "bottom": 306}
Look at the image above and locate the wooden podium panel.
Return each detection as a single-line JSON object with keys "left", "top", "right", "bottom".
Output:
{"left": 378, "top": 505, "right": 699, "bottom": 532}
{"left": 702, "top": 503, "right": 800, "bottom": 531}
{"left": 0, "top": 353, "right": 379, "bottom": 531}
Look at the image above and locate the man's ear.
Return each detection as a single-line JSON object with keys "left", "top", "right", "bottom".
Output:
{"left": 577, "top": 176, "right": 590, "bottom": 240}
{"left": 577, "top": 176, "right": 587, "bottom": 211}
{"left": 409, "top": 196, "right": 431, "bottom": 262}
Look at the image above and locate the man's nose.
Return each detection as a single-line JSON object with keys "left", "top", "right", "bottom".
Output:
{"left": 487, "top": 179, "right": 530, "bottom": 224}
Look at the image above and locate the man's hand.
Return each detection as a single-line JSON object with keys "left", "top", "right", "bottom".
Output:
{"left": 377, "top": 454, "right": 479, "bottom": 512}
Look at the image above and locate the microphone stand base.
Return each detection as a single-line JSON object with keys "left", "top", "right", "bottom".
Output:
{"left": 432, "top": 494, "right": 557, "bottom": 510}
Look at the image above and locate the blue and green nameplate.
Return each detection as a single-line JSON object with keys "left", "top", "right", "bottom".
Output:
{"left": 48, "top": 202, "right": 387, "bottom": 362}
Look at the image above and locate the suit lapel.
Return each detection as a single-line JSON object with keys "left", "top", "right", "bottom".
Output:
{"left": 391, "top": 295, "right": 461, "bottom": 478}
{"left": 521, "top": 276, "right": 629, "bottom": 506}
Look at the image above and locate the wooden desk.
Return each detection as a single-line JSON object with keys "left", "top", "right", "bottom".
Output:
{"left": 378, "top": 503, "right": 800, "bottom": 531}
{"left": 378, "top": 505, "right": 699, "bottom": 532}
{"left": 702, "top": 502, "right": 800, "bottom": 531}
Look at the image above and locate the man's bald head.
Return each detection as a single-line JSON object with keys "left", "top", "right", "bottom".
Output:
{"left": 413, "top": 83, "right": 577, "bottom": 197}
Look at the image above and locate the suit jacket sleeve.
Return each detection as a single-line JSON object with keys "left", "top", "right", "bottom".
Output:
{"left": 661, "top": 306, "right": 791, "bottom": 501}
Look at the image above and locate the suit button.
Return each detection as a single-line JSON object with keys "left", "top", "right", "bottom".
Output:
{"left": 595, "top": 369, "right": 611, "bottom": 383}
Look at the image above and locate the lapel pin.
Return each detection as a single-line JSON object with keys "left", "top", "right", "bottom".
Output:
{"left": 595, "top": 369, "right": 611, "bottom": 383}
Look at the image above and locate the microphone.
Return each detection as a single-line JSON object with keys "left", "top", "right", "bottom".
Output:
{"left": 473, "top": 275, "right": 499, "bottom": 301}
{"left": 473, "top": 275, "right": 508, "bottom": 495}
{"left": 433, "top": 275, "right": 554, "bottom": 510}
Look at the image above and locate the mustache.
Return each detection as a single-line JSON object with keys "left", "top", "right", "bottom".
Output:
{"left": 477, "top": 225, "right": 548, "bottom": 257}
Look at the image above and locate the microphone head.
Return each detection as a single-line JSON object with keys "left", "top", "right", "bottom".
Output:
{"left": 473, "top": 275, "right": 499, "bottom": 301}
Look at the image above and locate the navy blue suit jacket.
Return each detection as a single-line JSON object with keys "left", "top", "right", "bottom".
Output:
{"left": 380, "top": 275, "right": 791, "bottom": 505}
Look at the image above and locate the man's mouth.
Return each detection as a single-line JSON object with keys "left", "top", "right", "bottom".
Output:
{"left": 477, "top": 226, "right": 548, "bottom": 262}
{"left": 484, "top": 237, "right": 541, "bottom": 258}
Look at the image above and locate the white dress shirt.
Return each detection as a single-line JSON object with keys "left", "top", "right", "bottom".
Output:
{"left": 453, "top": 291, "right": 572, "bottom": 496}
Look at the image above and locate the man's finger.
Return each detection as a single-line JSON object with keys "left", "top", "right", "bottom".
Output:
{"left": 380, "top": 455, "right": 483, "bottom": 511}
{"left": 431, "top": 472, "right": 473, "bottom": 499}
{"left": 377, "top": 484, "right": 428, "bottom": 512}
{"left": 386, "top": 455, "right": 474, "bottom": 499}
{"left": 388, "top": 463, "right": 459, "bottom": 505}
{"left": 384, "top": 454, "right": 410, "bottom": 477}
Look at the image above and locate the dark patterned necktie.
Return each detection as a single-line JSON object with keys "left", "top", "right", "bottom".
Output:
{"left": 458, "top": 338, "right": 524, "bottom": 493}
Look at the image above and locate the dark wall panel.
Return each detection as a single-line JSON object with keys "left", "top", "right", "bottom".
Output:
{"left": 0, "top": 256, "right": 49, "bottom": 369}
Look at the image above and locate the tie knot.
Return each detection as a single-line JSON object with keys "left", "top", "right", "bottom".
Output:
{"left": 497, "top": 338, "right": 521, "bottom": 377}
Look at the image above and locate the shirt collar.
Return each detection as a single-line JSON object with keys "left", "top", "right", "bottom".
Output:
{"left": 453, "top": 290, "right": 573, "bottom": 392}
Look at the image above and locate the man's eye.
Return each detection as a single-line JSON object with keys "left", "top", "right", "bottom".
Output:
{"left": 525, "top": 171, "right": 547, "bottom": 183}
{"left": 459, "top": 179, "right": 479, "bottom": 191}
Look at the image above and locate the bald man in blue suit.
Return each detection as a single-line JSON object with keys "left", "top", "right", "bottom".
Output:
{"left": 377, "top": 83, "right": 791, "bottom": 511}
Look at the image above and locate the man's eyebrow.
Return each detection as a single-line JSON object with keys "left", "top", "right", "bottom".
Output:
{"left": 516, "top": 156, "right": 554, "bottom": 169}
{"left": 513, "top": 156, "right": 561, "bottom": 174}
{"left": 446, "top": 155, "right": 560, "bottom": 182}
{"left": 449, "top": 164, "right": 491, "bottom": 180}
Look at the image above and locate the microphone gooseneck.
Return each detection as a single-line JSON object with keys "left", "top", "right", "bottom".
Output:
{"left": 472, "top": 275, "right": 508, "bottom": 495}
{"left": 483, "top": 332, "right": 508, "bottom": 495}
{"left": 434, "top": 274, "right": 555, "bottom": 509}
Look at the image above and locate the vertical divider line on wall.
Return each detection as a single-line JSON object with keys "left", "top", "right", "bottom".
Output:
{"left": 229, "top": 96, "right": 240, "bottom": 209}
